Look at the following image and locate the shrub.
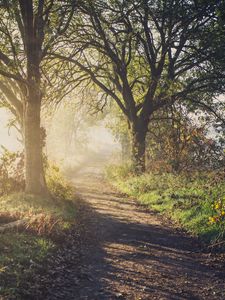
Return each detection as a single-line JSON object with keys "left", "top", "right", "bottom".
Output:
{"left": 105, "top": 163, "right": 135, "bottom": 180}
{"left": 46, "top": 163, "right": 74, "bottom": 200}
{"left": 0, "top": 148, "right": 74, "bottom": 201}
{"left": 0, "top": 147, "right": 24, "bottom": 196}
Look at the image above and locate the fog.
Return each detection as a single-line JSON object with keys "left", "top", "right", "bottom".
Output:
{"left": 0, "top": 109, "right": 22, "bottom": 153}
{"left": 0, "top": 105, "right": 121, "bottom": 175}
{"left": 44, "top": 104, "right": 121, "bottom": 175}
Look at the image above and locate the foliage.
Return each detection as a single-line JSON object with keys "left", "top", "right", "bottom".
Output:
{"left": 0, "top": 0, "right": 78, "bottom": 193}
{"left": 146, "top": 106, "right": 225, "bottom": 173}
{"left": 105, "top": 163, "right": 135, "bottom": 180}
{"left": 0, "top": 147, "right": 24, "bottom": 196}
{"left": 107, "top": 104, "right": 225, "bottom": 173}
{"left": 59, "top": 0, "right": 225, "bottom": 172}
{"left": 209, "top": 198, "right": 225, "bottom": 239}
{"left": 107, "top": 165, "right": 225, "bottom": 243}
{"left": 46, "top": 163, "right": 74, "bottom": 201}
{"left": 0, "top": 147, "right": 75, "bottom": 202}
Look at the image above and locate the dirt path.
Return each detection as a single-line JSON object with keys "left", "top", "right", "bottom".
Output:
{"left": 22, "top": 173, "right": 225, "bottom": 300}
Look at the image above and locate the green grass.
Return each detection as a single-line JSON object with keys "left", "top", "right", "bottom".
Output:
{"left": 106, "top": 165, "right": 225, "bottom": 243}
{"left": 0, "top": 233, "right": 54, "bottom": 298}
{"left": 0, "top": 170, "right": 77, "bottom": 299}
{"left": 0, "top": 192, "right": 76, "bottom": 225}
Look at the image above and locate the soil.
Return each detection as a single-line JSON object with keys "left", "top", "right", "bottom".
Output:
{"left": 18, "top": 173, "right": 225, "bottom": 300}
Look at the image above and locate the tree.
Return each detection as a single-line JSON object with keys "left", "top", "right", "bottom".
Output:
{"left": 56, "top": 0, "right": 225, "bottom": 173}
{"left": 0, "top": 0, "right": 76, "bottom": 194}
{"left": 146, "top": 105, "right": 225, "bottom": 172}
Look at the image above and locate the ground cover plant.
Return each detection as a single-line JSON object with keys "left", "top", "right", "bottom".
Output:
{"left": 0, "top": 160, "right": 76, "bottom": 299}
{"left": 107, "top": 165, "right": 225, "bottom": 244}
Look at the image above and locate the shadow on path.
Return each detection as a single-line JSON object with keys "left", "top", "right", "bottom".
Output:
{"left": 21, "top": 175, "right": 225, "bottom": 300}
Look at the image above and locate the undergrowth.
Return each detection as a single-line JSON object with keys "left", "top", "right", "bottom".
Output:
{"left": 0, "top": 163, "right": 77, "bottom": 299}
{"left": 106, "top": 164, "right": 225, "bottom": 244}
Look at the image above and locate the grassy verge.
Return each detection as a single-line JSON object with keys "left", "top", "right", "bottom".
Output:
{"left": 106, "top": 165, "right": 225, "bottom": 244}
{"left": 0, "top": 166, "right": 77, "bottom": 299}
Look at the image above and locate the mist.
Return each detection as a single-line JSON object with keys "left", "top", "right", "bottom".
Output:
{"left": 0, "top": 108, "right": 22, "bottom": 153}
{"left": 0, "top": 103, "right": 121, "bottom": 177}
{"left": 44, "top": 104, "right": 121, "bottom": 176}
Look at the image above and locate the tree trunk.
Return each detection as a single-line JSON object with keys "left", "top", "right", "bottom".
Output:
{"left": 131, "top": 123, "right": 147, "bottom": 174}
{"left": 24, "top": 91, "right": 46, "bottom": 195}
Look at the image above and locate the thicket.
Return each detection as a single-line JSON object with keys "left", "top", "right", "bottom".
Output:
{"left": 0, "top": 147, "right": 25, "bottom": 196}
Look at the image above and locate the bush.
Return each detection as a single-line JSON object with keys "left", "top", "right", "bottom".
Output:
{"left": 0, "top": 147, "right": 24, "bottom": 196}
{"left": 46, "top": 163, "right": 74, "bottom": 200}
{"left": 105, "top": 163, "right": 135, "bottom": 180}
{"left": 0, "top": 147, "right": 74, "bottom": 201}
{"left": 0, "top": 159, "right": 76, "bottom": 235}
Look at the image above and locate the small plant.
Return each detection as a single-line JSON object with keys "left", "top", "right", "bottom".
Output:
{"left": 46, "top": 163, "right": 74, "bottom": 200}
{"left": 107, "top": 164, "right": 225, "bottom": 242}
{"left": 105, "top": 163, "right": 135, "bottom": 180}
{"left": 209, "top": 198, "right": 225, "bottom": 238}
{"left": 0, "top": 149, "right": 77, "bottom": 298}
{"left": 0, "top": 147, "right": 24, "bottom": 196}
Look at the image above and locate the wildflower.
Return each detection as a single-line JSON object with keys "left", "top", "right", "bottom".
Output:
{"left": 209, "top": 216, "right": 216, "bottom": 224}
{"left": 215, "top": 201, "right": 221, "bottom": 210}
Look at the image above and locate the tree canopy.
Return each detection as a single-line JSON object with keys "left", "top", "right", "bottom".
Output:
{"left": 52, "top": 0, "right": 225, "bottom": 172}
